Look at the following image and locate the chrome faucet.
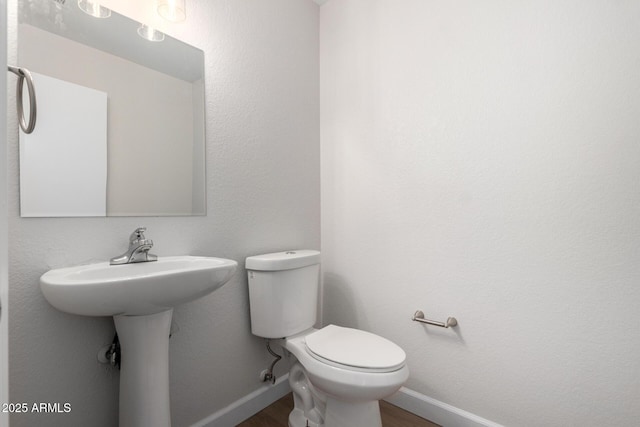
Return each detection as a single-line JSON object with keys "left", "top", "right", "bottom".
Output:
{"left": 110, "top": 227, "right": 158, "bottom": 265}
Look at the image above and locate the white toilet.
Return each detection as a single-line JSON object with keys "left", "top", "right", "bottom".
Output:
{"left": 246, "top": 250, "right": 409, "bottom": 427}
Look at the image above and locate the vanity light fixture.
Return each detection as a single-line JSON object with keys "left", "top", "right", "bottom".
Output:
{"left": 77, "top": 0, "right": 111, "bottom": 18}
{"left": 157, "top": 0, "right": 186, "bottom": 22}
{"left": 137, "top": 24, "right": 165, "bottom": 42}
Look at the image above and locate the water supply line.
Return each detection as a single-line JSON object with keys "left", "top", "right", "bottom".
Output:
{"left": 98, "top": 333, "right": 121, "bottom": 369}
{"left": 259, "top": 340, "right": 281, "bottom": 384}
{"left": 106, "top": 333, "right": 121, "bottom": 369}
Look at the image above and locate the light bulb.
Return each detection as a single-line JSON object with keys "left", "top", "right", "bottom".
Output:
{"left": 157, "top": 0, "right": 186, "bottom": 22}
{"left": 137, "top": 24, "right": 165, "bottom": 42}
{"left": 77, "top": 0, "right": 111, "bottom": 18}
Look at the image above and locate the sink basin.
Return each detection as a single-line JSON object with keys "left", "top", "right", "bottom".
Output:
{"left": 40, "top": 256, "right": 238, "bottom": 316}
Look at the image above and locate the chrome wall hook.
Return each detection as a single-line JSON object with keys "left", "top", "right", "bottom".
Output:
{"left": 7, "top": 65, "right": 37, "bottom": 134}
{"left": 412, "top": 310, "right": 458, "bottom": 328}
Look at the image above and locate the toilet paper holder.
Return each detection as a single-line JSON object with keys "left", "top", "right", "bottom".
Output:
{"left": 412, "top": 310, "right": 458, "bottom": 328}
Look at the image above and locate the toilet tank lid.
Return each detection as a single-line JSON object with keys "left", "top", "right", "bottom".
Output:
{"left": 245, "top": 250, "right": 320, "bottom": 271}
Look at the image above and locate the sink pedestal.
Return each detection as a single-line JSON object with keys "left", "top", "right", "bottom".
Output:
{"left": 114, "top": 309, "right": 173, "bottom": 427}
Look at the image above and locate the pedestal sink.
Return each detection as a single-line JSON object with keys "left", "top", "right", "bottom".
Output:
{"left": 40, "top": 256, "right": 237, "bottom": 427}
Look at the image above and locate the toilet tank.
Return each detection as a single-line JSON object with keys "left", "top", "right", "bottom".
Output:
{"left": 246, "top": 250, "right": 321, "bottom": 339}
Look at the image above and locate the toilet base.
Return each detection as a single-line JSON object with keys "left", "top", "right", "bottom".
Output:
{"left": 289, "top": 408, "right": 322, "bottom": 427}
{"left": 288, "top": 361, "right": 382, "bottom": 427}
{"left": 289, "top": 399, "right": 381, "bottom": 427}
{"left": 323, "top": 398, "right": 381, "bottom": 427}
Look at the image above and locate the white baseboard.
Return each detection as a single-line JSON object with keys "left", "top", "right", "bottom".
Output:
{"left": 385, "top": 387, "right": 503, "bottom": 427}
{"left": 191, "top": 377, "right": 500, "bottom": 427}
{"left": 191, "top": 374, "right": 291, "bottom": 427}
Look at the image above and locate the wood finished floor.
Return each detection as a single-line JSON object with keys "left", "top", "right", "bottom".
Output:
{"left": 237, "top": 393, "right": 440, "bottom": 427}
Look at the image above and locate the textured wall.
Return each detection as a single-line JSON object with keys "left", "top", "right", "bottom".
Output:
{"left": 320, "top": 1, "right": 640, "bottom": 426}
{"left": 7, "top": 0, "right": 319, "bottom": 426}
{"left": 1, "top": 0, "right": 9, "bottom": 424}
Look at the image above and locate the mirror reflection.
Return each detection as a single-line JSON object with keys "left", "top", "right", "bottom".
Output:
{"left": 18, "top": 0, "right": 206, "bottom": 217}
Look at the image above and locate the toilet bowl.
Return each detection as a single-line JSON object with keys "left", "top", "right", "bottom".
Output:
{"left": 246, "top": 250, "right": 409, "bottom": 427}
{"left": 282, "top": 326, "right": 409, "bottom": 426}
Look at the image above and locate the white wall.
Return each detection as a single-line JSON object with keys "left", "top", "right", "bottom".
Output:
{"left": 7, "top": 0, "right": 319, "bottom": 426}
{"left": 1, "top": 0, "right": 10, "bottom": 425}
{"left": 320, "top": 1, "right": 640, "bottom": 426}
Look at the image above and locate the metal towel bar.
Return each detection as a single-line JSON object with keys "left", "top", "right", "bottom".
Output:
{"left": 412, "top": 310, "right": 458, "bottom": 328}
{"left": 7, "top": 65, "right": 37, "bottom": 134}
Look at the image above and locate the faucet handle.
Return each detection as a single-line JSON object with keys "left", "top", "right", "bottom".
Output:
{"left": 130, "top": 227, "right": 147, "bottom": 243}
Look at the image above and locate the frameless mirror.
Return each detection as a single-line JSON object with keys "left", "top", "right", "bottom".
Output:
{"left": 17, "top": 0, "right": 206, "bottom": 217}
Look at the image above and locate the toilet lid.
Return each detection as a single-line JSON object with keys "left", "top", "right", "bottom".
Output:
{"left": 305, "top": 325, "right": 406, "bottom": 372}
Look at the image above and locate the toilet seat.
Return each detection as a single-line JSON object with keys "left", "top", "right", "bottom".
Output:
{"left": 304, "top": 325, "right": 406, "bottom": 373}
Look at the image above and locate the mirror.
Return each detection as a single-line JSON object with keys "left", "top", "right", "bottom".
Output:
{"left": 17, "top": 0, "right": 206, "bottom": 217}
